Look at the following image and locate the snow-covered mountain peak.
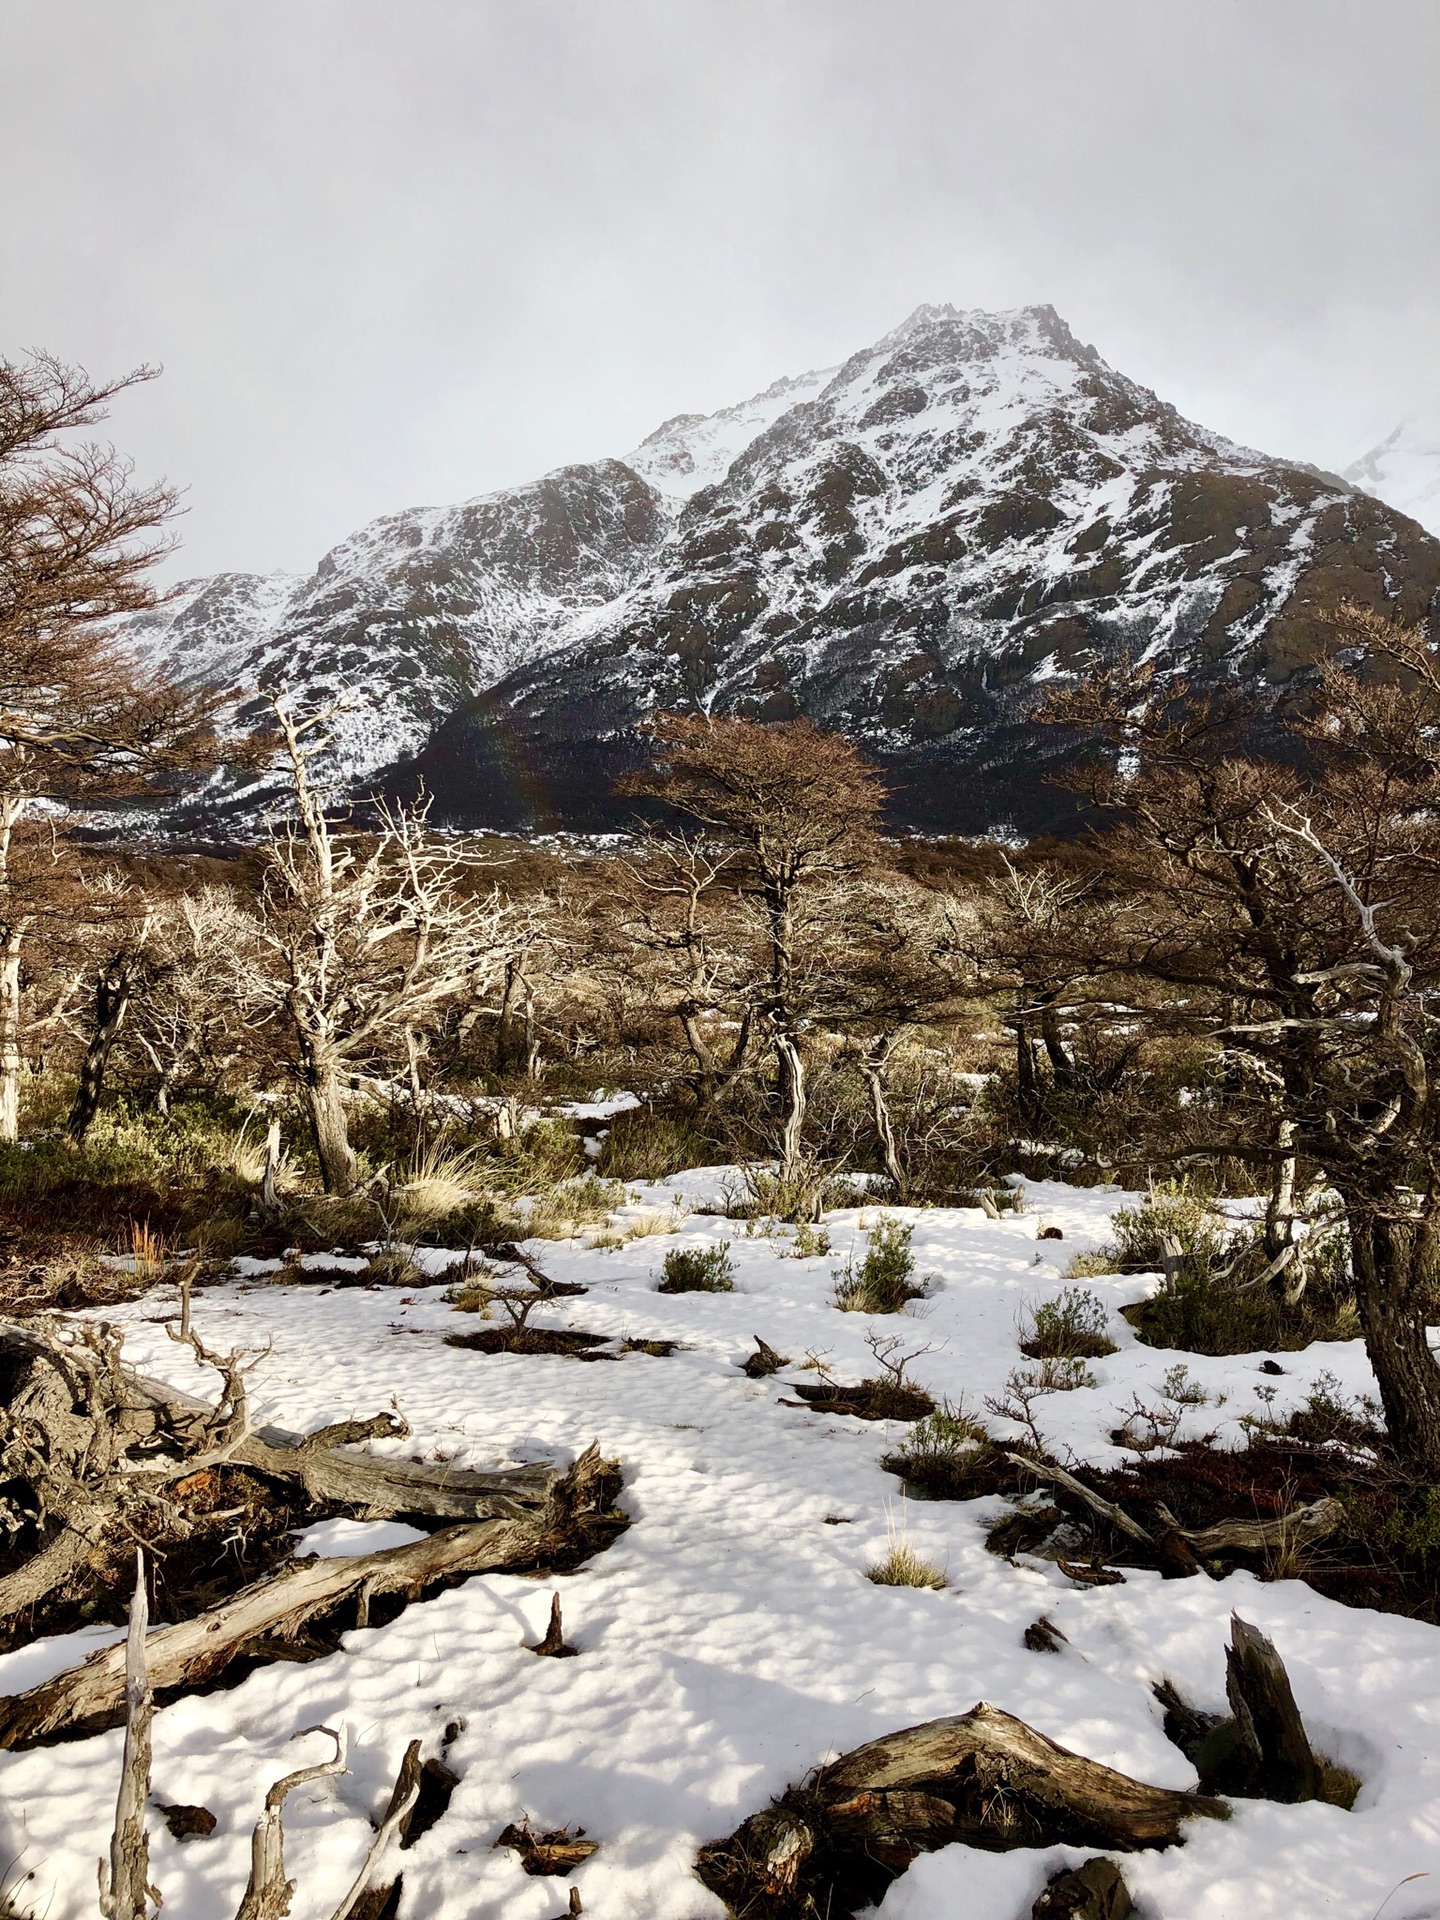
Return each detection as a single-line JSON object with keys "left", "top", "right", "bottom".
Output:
{"left": 1344, "top": 418, "right": 1440, "bottom": 537}
{"left": 626, "top": 366, "right": 837, "bottom": 501}
{"left": 128, "top": 302, "right": 1440, "bottom": 835}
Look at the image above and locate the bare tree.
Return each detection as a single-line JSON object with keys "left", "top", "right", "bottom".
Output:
{"left": 125, "top": 885, "right": 257, "bottom": 1114}
{"left": 1045, "top": 613, "right": 1440, "bottom": 1469}
{"left": 612, "top": 831, "right": 756, "bottom": 1107}
{"left": 248, "top": 696, "right": 518, "bottom": 1191}
{"left": 621, "top": 714, "right": 884, "bottom": 1174}
{"left": 0, "top": 353, "right": 220, "bottom": 1140}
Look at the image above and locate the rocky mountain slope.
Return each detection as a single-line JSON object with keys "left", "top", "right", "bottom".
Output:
{"left": 132, "top": 304, "right": 1440, "bottom": 834}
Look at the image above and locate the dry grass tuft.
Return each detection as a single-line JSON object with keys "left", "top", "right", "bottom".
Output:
{"left": 866, "top": 1537, "right": 948, "bottom": 1590}
{"left": 392, "top": 1141, "right": 482, "bottom": 1223}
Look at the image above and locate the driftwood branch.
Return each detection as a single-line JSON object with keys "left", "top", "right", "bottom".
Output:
{"left": 234, "top": 1725, "right": 348, "bottom": 1920}
{"left": 328, "top": 1738, "right": 422, "bottom": 1920}
{"left": 1154, "top": 1497, "right": 1344, "bottom": 1557}
{"left": 1006, "top": 1455, "right": 1154, "bottom": 1545}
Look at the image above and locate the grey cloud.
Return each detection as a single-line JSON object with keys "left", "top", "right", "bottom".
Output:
{"left": 2, "top": 0, "right": 1435, "bottom": 579}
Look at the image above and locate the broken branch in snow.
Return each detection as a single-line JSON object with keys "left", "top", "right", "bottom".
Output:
{"left": 1006, "top": 1454, "right": 1154, "bottom": 1545}
{"left": 234, "top": 1726, "right": 349, "bottom": 1920}
{"left": 98, "top": 1553, "right": 158, "bottom": 1920}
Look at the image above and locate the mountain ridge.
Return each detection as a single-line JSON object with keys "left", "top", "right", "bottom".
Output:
{"left": 128, "top": 302, "right": 1440, "bottom": 833}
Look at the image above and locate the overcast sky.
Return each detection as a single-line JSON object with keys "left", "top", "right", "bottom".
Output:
{"left": 3, "top": 0, "right": 1436, "bottom": 581}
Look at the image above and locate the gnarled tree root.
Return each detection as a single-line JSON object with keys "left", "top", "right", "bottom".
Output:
{"left": 696, "top": 1703, "right": 1226, "bottom": 1919}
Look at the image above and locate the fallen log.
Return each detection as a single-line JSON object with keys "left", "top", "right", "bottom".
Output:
{"left": 1156, "top": 1498, "right": 1345, "bottom": 1559}
{"left": 1006, "top": 1455, "right": 1154, "bottom": 1545}
{"left": 0, "top": 1447, "right": 623, "bottom": 1748}
{"left": 0, "top": 1316, "right": 567, "bottom": 1635}
{"left": 1007, "top": 1451, "right": 1345, "bottom": 1572}
{"left": 697, "top": 1703, "right": 1226, "bottom": 1919}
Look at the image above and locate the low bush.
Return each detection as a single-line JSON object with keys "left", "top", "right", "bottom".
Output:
{"left": 1129, "top": 1262, "right": 1358, "bottom": 1356}
{"left": 1107, "top": 1182, "right": 1224, "bottom": 1272}
{"left": 657, "top": 1242, "right": 735, "bottom": 1293}
{"left": 594, "top": 1107, "right": 713, "bottom": 1182}
{"left": 881, "top": 1403, "right": 1017, "bottom": 1501}
{"left": 832, "top": 1216, "right": 928, "bottom": 1313}
{"left": 1020, "top": 1286, "right": 1117, "bottom": 1359}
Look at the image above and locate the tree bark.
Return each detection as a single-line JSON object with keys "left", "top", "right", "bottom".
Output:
{"left": 301, "top": 1051, "right": 358, "bottom": 1194}
{"left": 496, "top": 958, "right": 521, "bottom": 1074}
{"left": 1346, "top": 1206, "right": 1440, "bottom": 1472}
{"left": 67, "top": 956, "right": 136, "bottom": 1143}
{"left": 0, "top": 793, "right": 26, "bottom": 1146}
{"left": 774, "top": 1031, "right": 806, "bottom": 1179}
{"left": 1014, "top": 1016, "right": 1040, "bottom": 1128}
{"left": 1224, "top": 1614, "right": 1319, "bottom": 1803}
{"left": 0, "top": 935, "right": 21, "bottom": 1145}
{"left": 1038, "top": 996, "right": 1075, "bottom": 1087}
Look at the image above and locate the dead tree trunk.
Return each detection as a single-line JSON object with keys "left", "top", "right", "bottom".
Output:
{"left": 1224, "top": 1614, "right": 1320, "bottom": 1803}
{"left": 774, "top": 1031, "right": 807, "bottom": 1180}
{"left": 68, "top": 954, "right": 140, "bottom": 1144}
{"left": 98, "top": 1555, "right": 158, "bottom": 1920}
{"left": 300, "top": 1045, "right": 358, "bottom": 1195}
{"left": 1345, "top": 1204, "right": 1440, "bottom": 1474}
{"left": 861, "top": 1042, "right": 905, "bottom": 1198}
{"left": 0, "top": 930, "right": 23, "bottom": 1146}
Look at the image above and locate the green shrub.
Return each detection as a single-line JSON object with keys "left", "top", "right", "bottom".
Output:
{"left": 832, "top": 1217, "right": 928, "bottom": 1314}
{"left": 1020, "top": 1286, "right": 1117, "bottom": 1359}
{"left": 883, "top": 1402, "right": 1009, "bottom": 1501}
{"left": 1130, "top": 1260, "right": 1358, "bottom": 1357}
{"left": 1107, "top": 1182, "right": 1224, "bottom": 1272}
{"left": 657, "top": 1242, "right": 735, "bottom": 1293}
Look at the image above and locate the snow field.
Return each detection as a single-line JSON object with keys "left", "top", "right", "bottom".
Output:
{"left": 2, "top": 1175, "right": 1436, "bottom": 1919}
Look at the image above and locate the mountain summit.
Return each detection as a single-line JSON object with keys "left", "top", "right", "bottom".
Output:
{"left": 132, "top": 304, "right": 1440, "bottom": 833}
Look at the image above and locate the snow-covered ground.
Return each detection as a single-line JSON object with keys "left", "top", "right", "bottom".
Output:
{"left": 2, "top": 1175, "right": 1435, "bottom": 1919}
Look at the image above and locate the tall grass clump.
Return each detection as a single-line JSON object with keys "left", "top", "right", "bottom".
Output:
{"left": 595, "top": 1107, "right": 713, "bottom": 1182}
{"left": 866, "top": 1512, "right": 948, "bottom": 1590}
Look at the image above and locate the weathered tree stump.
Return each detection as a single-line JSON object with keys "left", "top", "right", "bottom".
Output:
{"left": 696, "top": 1704, "right": 1226, "bottom": 1918}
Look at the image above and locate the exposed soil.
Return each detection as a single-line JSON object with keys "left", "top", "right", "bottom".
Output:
{"left": 445, "top": 1327, "right": 676, "bottom": 1360}
{"left": 783, "top": 1378, "right": 937, "bottom": 1422}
